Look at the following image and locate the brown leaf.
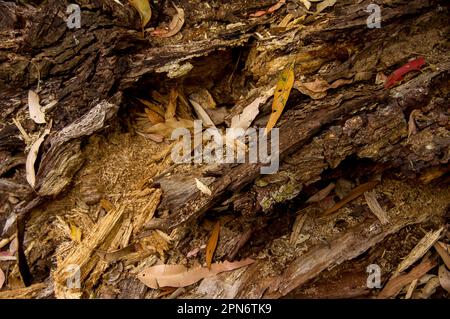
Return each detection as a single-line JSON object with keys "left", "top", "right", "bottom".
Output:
{"left": 145, "top": 109, "right": 164, "bottom": 124}
{"left": 434, "top": 241, "right": 450, "bottom": 269}
{"left": 165, "top": 88, "right": 178, "bottom": 120}
{"left": 305, "top": 183, "right": 335, "bottom": 203}
{"left": 0, "top": 268, "right": 5, "bottom": 289}
{"left": 438, "top": 265, "right": 450, "bottom": 293}
{"left": 323, "top": 181, "right": 379, "bottom": 216}
{"left": 206, "top": 221, "right": 220, "bottom": 269}
{"left": 137, "top": 258, "right": 255, "bottom": 289}
{"left": 152, "top": 3, "right": 185, "bottom": 38}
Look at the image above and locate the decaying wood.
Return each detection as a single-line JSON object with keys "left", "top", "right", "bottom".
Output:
{"left": 0, "top": 0, "right": 449, "bottom": 299}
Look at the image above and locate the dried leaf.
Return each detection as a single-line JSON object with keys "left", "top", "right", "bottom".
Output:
{"left": 434, "top": 241, "right": 450, "bottom": 269}
{"left": 0, "top": 269, "right": 5, "bottom": 289}
{"left": 28, "top": 90, "right": 46, "bottom": 124}
{"left": 26, "top": 125, "right": 51, "bottom": 187}
{"left": 298, "top": 0, "right": 311, "bottom": 10}
{"left": 195, "top": 178, "right": 212, "bottom": 196}
{"left": 230, "top": 87, "right": 275, "bottom": 136}
{"left": 144, "top": 108, "right": 165, "bottom": 124}
{"left": 129, "top": 0, "right": 152, "bottom": 32}
{"left": 189, "top": 99, "right": 215, "bottom": 128}
{"left": 316, "top": 0, "right": 336, "bottom": 14}
{"left": 206, "top": 221, "right": 220, "bottom": 269}
{"left": 152, "top": 3, "right": 184, "bottom": 38}
{"left": 418, "top": 276, "right": 440, "bottom": 299}
{"left": 165, "top": 88, "right": 178, "bottom": 120}
{"left": 305, "top": 183, "right": 335, "bottom": 203}
{"left": 295, "top": 78, "right": 329, "bottom": 99}
{"left": 438, "top": 265, "right": 450, "bottom": 293}
{"left": 265, "top": 65, "right": 295, "bottom": 134}
{"left": 137, "top": 258, "right": 254, "bottom": 289}
{"left": 405, "top": 279, "right": 418, "bottom": 299}
{"left": 145, "top": 118, "right": 194, "bottom": 137}
{"left": 137, "top": 98, "right": 165, "bottom": 117}
{"left": 393, "top": 227, "right": 444, "bottom": 277}
{"left": 289, "top": 213, "right": 308, "bottom": 244}
{"left": 408, "top": 110, "right": 420, "bottom": 139}
{"left": 70, "top": 224, "right": 82, "bottom": 243}
{"left": 323, "top": 181, "right": 379, "bottom": 215}
{"left": 364, "top": 191, "right": 390, "bottom": 225}
{"left": 267, "top": 0, "right": 286, "bottom": 13}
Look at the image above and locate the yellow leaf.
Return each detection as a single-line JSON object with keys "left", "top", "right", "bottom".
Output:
{"left": 206, "top": 221, "right": 220, "bottom": 269}
{"left": 265, "top": 65, "right": 295, "bottom": 134}
{"left": 70, "top": 224, "right": 82, "bottom": 243}
{"left": 129, "top": 0, "right": 152, "bottom": 33}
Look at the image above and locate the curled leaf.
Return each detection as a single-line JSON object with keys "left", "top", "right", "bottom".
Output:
{"left": 129, "top": 0, "right": 152, "bottom": 32}
{"left": 26, "top": 125, "right": 51, "bottom": 187}
{"left": 152, "top": 3, "right": 185, "bottom": 38}
{"left": 137, "top": 258, "right": 254, "bottom": 289}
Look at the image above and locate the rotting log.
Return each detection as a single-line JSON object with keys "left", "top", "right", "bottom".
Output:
{"left": 0, "top": 0, "right": 449, "bottom": 297}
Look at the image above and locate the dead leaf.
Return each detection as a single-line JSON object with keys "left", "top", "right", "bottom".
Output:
{"left": 152, "top": 3, "right": 184, "bottom": 38}
{"left": 0, "top": 269, "right": 5, "bottom": 289}
{"left": 195, "top": 178, "right": 212, "bottom": 196}
{"left": 329, "top": 78, "right": 353, "bottom": 89}
{"left": 434, "top": 241, "right": 450, "bottom": 269}
{"left": 265, "top": 65, "right": 295, "bottom": 134}
{"left": 144, "top": 108, "right": 165, "bottom": 124}
{"left": 316, "top": 0, "right": 336, "bottom": 14}
{"left": 323, "top": 181, "right": 379, "bottom": 215}
{"left": 165, "top": 88, "right": 178, "bottom": 120}
{"left": 408, "top": 110, "right": 420, "bottom": 139}
{"left": 70, "top": 224, "right": 82, "bottom": 243}
{"left": 206, "top": 221, "right": 220, "bottom": 269}
{"left": 230, "top": 87, "right": 275, "bottom": 137}
{"left": 189, "top": 99, "right": 215, "bottom": 128}
{"left": 145, "top": 118, "right": 194, "bottom": 137}
{"left": 289, "top": 213, "right": 308, "bottom": 244}
{"left": 298, "top": 0, "right": 311, "bottom": 10}
{"left": 28, "top": 90, "right": 46, "bottom": 124}
{"left": 438, "top": 265, "right": 450, "bottom": 293}
{"left": 26, "top": 124, "right": 51, "bottom": 187}
{"left": 249, "top": 10, "right": 267, "bottom": 17}
{"left": 137, "top": 98, "right": 165, "bottom": 117}
{"left": 129, "top": 0, "right": 152, "bottom": 33}
{"left": 137, "top": 258, "right": 254, "bottom": 289}
{"left": 305, "top": 183, "right": 335, "bottom": 203}
{"left": 267, "top": 0, "right": 286, "bottom": 13}
{"left": 364, "top": 191, "right": 390, "bottom": 225}
{"left": 295, "top": 78, "right": 329, "bottom": 99}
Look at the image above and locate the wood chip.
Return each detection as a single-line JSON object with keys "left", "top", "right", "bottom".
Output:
{"left": 393, "top": 227, "right": 444, "bottom": 277}
{"left": 364, "top": 191, "right": 389, "bottom": 225}
{"left": 378, "top": 258, "right": 437, "bottom": 298}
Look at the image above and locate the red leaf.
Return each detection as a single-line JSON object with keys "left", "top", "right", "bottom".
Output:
{"left": 384, "top": 57, "right": 426, "bottom": 89}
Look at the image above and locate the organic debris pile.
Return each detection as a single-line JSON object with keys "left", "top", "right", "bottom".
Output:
{"left": 0, "top": 0, "right": 450, "bottom": 299}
